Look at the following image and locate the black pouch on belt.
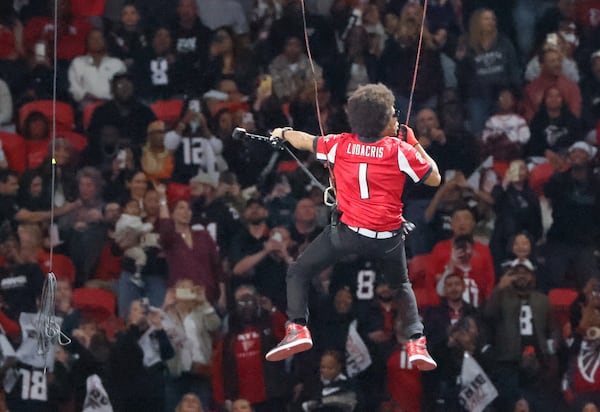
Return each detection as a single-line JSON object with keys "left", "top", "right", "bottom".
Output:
{"left": 330, "top": 206, "right": 342, "bottom": 248}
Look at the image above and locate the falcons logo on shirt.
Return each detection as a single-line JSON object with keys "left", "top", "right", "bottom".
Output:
{"left": 577, "top": 340, "right": 600, "bottom": 383}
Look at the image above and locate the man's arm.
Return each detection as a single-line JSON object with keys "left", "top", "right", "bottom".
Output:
{"left": 272, "top": 128, "right": 316, "bottom": 152}
{"left": 402, "top": 125, "right": 441, "bottom": 187}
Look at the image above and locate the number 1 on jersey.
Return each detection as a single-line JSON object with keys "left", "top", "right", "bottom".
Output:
{"left": 359, "top": 163, "right": 369, "bottom": 199}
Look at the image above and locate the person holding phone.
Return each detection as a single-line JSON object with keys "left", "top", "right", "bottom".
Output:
{"left": 264, "top": 83, "right": 441, "bottom": 370}
{"left": 489, "top": 159, "right": 542, "bottom": 272}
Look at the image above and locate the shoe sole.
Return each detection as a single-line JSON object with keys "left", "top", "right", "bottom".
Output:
{"left": 408, "top": 354, "right": 437, "bottom": 371}
{"left": 265, "top": 338, "right": 313, "bottom": 362}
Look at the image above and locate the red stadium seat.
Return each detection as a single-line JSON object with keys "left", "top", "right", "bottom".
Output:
{"left": 39, "top": 251, "right": 76, "bottom": 285}
{"left": 83, "top": 100, "right": 103, "bottom": 131}
{"left": 59, "top": 131, "right": 88, "bottom": 152}
{"left": 0, "top": 132, "right": 27, "bottom": 173}
{"left": 408, "top": 254, "right": 433, "bottom": 289}
{"left": 72, "top": 287, "right": 116, "bottom": 323}
{"left": 19, "top": 100, "right": 75, "bottom": 132}
{"left": 70, "top": 0, "right": 105, "bottom": 17}
{"left": 548, "top": 288, "right": 578, "bottom": 333}
{"left": 151, "top": 99, "right": 184, "bottom": 128}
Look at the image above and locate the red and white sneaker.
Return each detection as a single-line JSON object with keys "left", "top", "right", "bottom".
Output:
{"left": 406, "top": 336, "right": 437, "bottom": 371}
{"left": 265, "top": 322, "right": 313, "bottom": 362}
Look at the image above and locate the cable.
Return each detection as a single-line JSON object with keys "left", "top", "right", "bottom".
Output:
{"left": 405, "top": 0, "right": 429, "bottom": 125}
{"left": 37, "top": 0, "right": 69, "bottom": 363}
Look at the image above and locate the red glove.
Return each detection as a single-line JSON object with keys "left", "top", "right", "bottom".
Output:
{"left": 400, "top": 125, "right": 419, "bottom": 146}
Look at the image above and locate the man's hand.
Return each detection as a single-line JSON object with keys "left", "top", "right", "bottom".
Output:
{"left": 399, "top": 125, "right": 419, "bottom": 146}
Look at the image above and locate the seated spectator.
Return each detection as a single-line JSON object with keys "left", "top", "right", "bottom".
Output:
{"left": 481, "top": 88, "right": 531, "bottom": 158}
{"left": 106, "top": 3, "right": 148, "bottom": 68}
{"left": 581, "top": 50, "right": 600, "bottom": 133}
{"left": 156, "top": 184, "right": 226, "bottom": 310}
{"left": 425, "top": 271, "right": 479, "bottom": 348}
{"left": 54, "top": 277, "right": 80, "bottom": 335}
{"left": 526, "top": 86, "right": 582, "bottom": 158}
{"left": 379, "top": 2, "right": 443, "bottom": 120}
{"left": 268, "top": 35, "right": 323, "bottom": 103}
{"left": 540, "top": 141, "right": 600, "bottom": 291}
{"left": 132, "top": 26, "right": 181, "bottom": 102}
{"left": 107, "top": 299, "right": 174, "bottom": 412}
{"left": 522, "top": 48, "right": 582, "bottom": 123}
{"left": 87, "top": 72, "right": 157, "bottom": 151}
{"left": 20, "top": 110, "right": 51, "bottom": 169}
{"left": 455, "top": 8, "right": 522, "bottom": 135}
{"left": 162, "top": 280, "right": 221, "bottom": 411}
{"left": 68, "top": 28, "right": 126, "bottom": 106}
{"left": 489, "top": 159, "right": 542, "bottom": 270}
{"left": 170, "top": 0, "right": 211, "bottom": 94}
{"left": 140, "top": 120, "right": 174, "bottom": 183}
{"left": 58, "top": 166, "right": 107, "bottom": 286}
{"left": 430, "top": 207, "right": 496, "bottom": 306}
{"left": 287, "top": 197, "right": 323, "bottom": 258}
{"left": 483, "top": 260, "right": 562, "bottom": 411}
{"left": 302, "top": 350, "right": 358, "bottom": 412}
{"left": 0, "top": 224, "right": 44, "bottom": 320}
{"left": 205, "top": 26, "right": 259, "bottom": 95}
{"left": 232, "top": 398, "right": 254, "bottom": 412}
{"left": 212, "top": 284, "right": 288, "bottom": 411}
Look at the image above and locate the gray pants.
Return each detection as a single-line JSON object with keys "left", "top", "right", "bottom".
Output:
{"left": 286, "top": 223, "right": 424, "bottom": 338}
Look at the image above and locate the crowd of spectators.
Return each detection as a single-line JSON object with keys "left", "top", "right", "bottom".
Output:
{"left": 0, "top": 0, "right": 599, "bottom": 411}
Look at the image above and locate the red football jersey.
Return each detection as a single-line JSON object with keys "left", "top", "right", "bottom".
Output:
{"left": 387, "top": 347, "right": 422, "bottom": 412}
{"left": 315, "top": 133, "right": 432, "bottom": 231}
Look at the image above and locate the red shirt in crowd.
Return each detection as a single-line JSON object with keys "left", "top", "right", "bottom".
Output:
{"left": 0, "top": 26, "right": 17, "bottom": 59}
{"left": 315, "top": 132, "right": 432, "bottom": 231}
{"left": 575, "top": 0, "right": 600, "bottom": 29}
{"left": 23, "top": 17, "right": 92, "bottom": 61}
{"left": 387, "top": 346, "right": 422, "bottom": 412}
{"left": 429, "top": 239, "right": 495, "bottom": 307}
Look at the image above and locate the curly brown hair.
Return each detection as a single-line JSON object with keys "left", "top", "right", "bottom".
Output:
{"left": 346, "top": 83, "right": 394, "bottom": 138}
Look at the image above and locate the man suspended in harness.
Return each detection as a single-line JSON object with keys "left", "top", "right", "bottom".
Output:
{"left": 265, "top": 83, "right": 441, "bottom": 371}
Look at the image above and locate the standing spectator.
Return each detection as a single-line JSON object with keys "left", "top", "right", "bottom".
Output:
{"left": 165, "top": 105, "right": 219, "bottom": 185}
{"left": 171, "top": 0, "right": 212, "bottom": 95}
{"left": 204, "top": 26, "right": 259, "bottom": 95}
{"left": 288, "top": 197, "right": 323, "bottom": 258}
{"left": 68, "top": 28, "right": 126, "bottom": 106}
{"left": 87, "top": 72, "right": 157, "bottom": 150}
{"left": 0, "top": 78, "right": 12, "bottom": 132}
{"left": 483, "top": 260, "right": 561, "bottom": 411}
{"left": 106, "top": 2, "right": 148, "bottom": 68}
{"left": 162, "top": 280, "right": 221, "bottom": 412}
{"left": 107, "top": 300, "right": 175, "bottom": 412}
{"left": 425, "top": 271, "right": 479, "bottom": 349}
{"left": 156, "top": 184, "right": 226, "bottom": 310}
{"left": 268, "top": 35, "right": 322, "bottom": 103}
{"left": 430, "top": 207, "right": 496, "bottom": 300}
{"left": 58, "top": 166, "right": 106, "bottom": 286}
{"left": 231, "top": 202, "right": 293, "bottom": 310}
{"left": 541, "top": 141, "right": 600, "bottom": 291}
{"left": 0, "top": 225, "right": 44, "bottom": 320}
{"left": 36, "top": 137, "right": 79, "bottom": 209}
{"left": 133, "top": 27, "right": 181, "bottom": 101}
{"left": 456, "top": 8, "right": 521, "bottom": 136}
{"left": 526, "top": 86, "right": 582, "bottom": 157}
{"left": 489, "top": 159, "right": 542, "bottom": 270}
{"left": 522, "top": 48, "right": 582, "bottom": 123}
{"left": 212, "top": 285, "right": 288, "bottom": 412}
{"left": 378, "top": 2, "right": 443, "bottom": 119}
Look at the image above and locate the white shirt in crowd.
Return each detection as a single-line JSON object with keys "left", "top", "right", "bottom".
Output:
{"left": 481, "top": 113, "right": 531, "bottom": 145}
{"left": 195, "top": 0, "right": 249, "bottom": 33}
{"left": 68, "top": 54, "right": 126, "bottom": 102}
